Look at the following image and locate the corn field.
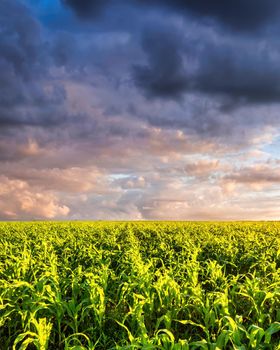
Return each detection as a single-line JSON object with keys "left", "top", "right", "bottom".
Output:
{"left": 1, "top": 221, "right": 280, "bottom": 349}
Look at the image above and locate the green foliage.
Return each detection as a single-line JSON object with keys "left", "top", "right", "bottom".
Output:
{"left": 0, "top": 221, "right": 280, "bottom": 349}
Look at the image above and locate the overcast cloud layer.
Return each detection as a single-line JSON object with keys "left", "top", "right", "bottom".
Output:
{"left": 1, "top": 0, "right": 280, "bottom": 220}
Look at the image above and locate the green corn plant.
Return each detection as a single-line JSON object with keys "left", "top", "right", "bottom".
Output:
{"left": 13, "top": 317, "right": 52, "bottom": 350}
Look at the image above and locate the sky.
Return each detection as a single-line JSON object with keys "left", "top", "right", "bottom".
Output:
{"left": 1, "top": 0, "right": 280, "bottom": 220}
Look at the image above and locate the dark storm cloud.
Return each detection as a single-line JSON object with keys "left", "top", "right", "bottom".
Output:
{"left": 58, "top": 0, "right": 280, "bottom": 104}
{"left": 0, "top": 1, "right": 43, "bottom": 79}
{"left": 132, "top": 28, "right": 189, "bottom": 100}
{"left": 62, "top": 0, "right": 110, "bottom": 18}
{"left": 195, "top": 42, "right": 280, "bottom": 103}
{"left": 150, "top": 0, "right": 280, "bottom": 31}
{"left": 132, "top": 25, "right": 280, "bottom": 103}
{"left": 0, "top": 0, "right": 67, "bottom": 131}
{"left": 62, "top": 0, "right": 280, "bottom": 31}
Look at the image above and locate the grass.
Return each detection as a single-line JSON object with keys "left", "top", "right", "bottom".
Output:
{"left": 0, "top": 221, "right": 280, "bottom": 349}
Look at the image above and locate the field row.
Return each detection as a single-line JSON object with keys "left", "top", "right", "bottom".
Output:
{"left": 0, "top": 222, "right": 280, "bottom": 349}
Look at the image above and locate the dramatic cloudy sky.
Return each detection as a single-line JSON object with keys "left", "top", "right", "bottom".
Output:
{"left": 1, "top": 0, "right": 280, "bottom": 220}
